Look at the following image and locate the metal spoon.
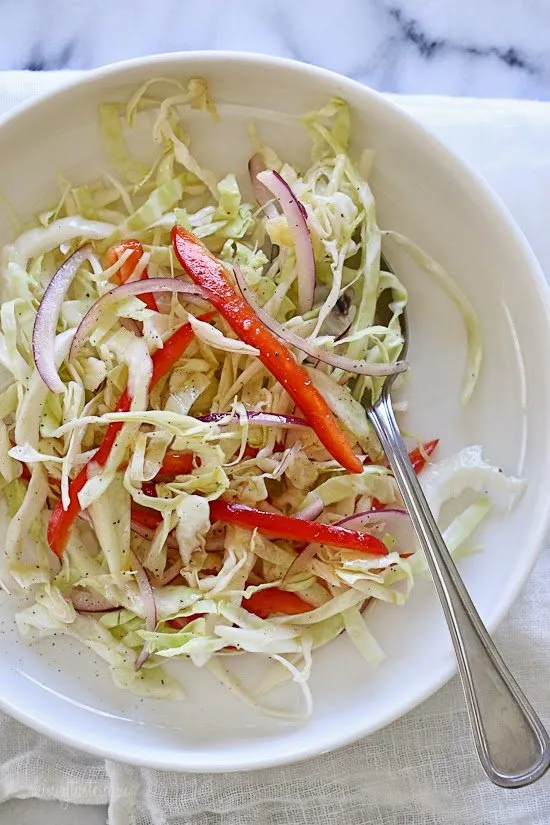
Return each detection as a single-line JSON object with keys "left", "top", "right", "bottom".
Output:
{"left": 363, "top": 263, "right": 550, "bottom": 788}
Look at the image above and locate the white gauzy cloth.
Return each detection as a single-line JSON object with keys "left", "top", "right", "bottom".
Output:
{"left": 0, "top": 71, "right": 550, "bottom": 825}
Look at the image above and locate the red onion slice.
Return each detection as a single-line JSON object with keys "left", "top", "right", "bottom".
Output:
{"left": 204, "top": 535, "right": 226, "bottom": 552}
{"left": 32, "top": 244, "right": 93, "bottom": 392}
{"left": 234, "top": 264, "right": 407, "bottom": 377}
{"left": 248, "top": 154, "right": 278, "bottom": 219}
{"left": 119, "top": 317, "right": 142, "bottom": 337}
{"left": 337, "top": 508, "right": 407, "bottom": 529}
{"left": 256, "top": 169, "right": 316, "bottom": 314}
{"left": 197, "top": 411, "right": 309, "bottom": 429}
{"left": 135, "top": 645, "right": 152, "bottom": 671}
{"left": 294, "top": 496, "right": 324, "bottom": 521}
{"left": 337, "top": 508, "right": 413, "bottom": 555}
{"left": 131, "top": 551, "right": 157, "bottom": 670}
{"left": 130, "top": 518, "right": 179, "bottom": 550}
{"left": 149, "top": 560, "right": 183, "bottom": 588}
{"left": 282, "top": 543, "right": 319, "bottom": 583}
{"left": 69, "top": 279, "right": 209, "bottom": 360}
{"left": 129, "top": 519, "right": 156, "bottom": 542}
{"left": 71, "top": 586, "right": 119, "bottom": 613}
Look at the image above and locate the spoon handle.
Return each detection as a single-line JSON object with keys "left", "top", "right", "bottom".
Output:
{"left": 368, "top": 392, "right": 550, "bottom": 787}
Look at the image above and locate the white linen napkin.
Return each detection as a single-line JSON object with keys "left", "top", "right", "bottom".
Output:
{"left": 0, "top": 71, "right": 549, "bottom": 825}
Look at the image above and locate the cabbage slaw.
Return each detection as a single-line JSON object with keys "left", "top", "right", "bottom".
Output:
{"left": 0, "top": 78, "right": 524, "bottom": 714}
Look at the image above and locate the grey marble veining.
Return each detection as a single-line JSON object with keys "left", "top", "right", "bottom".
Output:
{"left": 0, "top": 0, "right": 548, "bottom": 98}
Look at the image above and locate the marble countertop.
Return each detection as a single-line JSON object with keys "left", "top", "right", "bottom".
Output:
{"left": 0, "top": 0, "right": 549, "bottom": 99}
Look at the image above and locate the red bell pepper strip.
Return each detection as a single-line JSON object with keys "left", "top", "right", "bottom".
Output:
{"left": 131, "top": 505, "right": 163, "bottom": 531}
{"left": 168, "top": 617, "right": 192, "bottom": 629}
{"left": 371, "top": 439, "right": 439, "bottom": 512}
{"left": 370, "top": 498, "right": 386, "bottom": 512}
{"left": 106, "top": 239, "right": 158, "bottom": 312}
{"left": 242, "top": 588, "right": 313, "bottom": 619}
{"left": 47, "top": 312, "right": 215, "bottom": 558}
{"left": 171, "top": 226, "right": 362, "bottom": 475}
{"left": 242, "top": 444, "right": 259, "bottom": 460}
{"left": 131, "top": 499, "right": 388, "bottom": 555}
{"left": 380, "top": 438, "right": 438, "bottom": 474}
{"left": 156, "top": 452, "right": 194, "bottom": 477}
{"left": 407, "top": 439, "right": 439, "bottom": 473}
{"left": 150, "top": 311, "right": 216, "bottom": 386}
{"left": 209, "top": 499, "right": 388, "bottom": 555}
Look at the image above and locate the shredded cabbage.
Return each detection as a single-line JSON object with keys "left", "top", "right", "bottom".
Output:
{"left": 0, "top": 78, "right": 522, "bottom": 717}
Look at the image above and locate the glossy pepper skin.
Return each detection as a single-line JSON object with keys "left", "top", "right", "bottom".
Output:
{"left": 242, "top": 588, "right": 313, "bottom": 618}
{"left": 170, "top": 225, "right": 362, "bottom": 475}
{"left": 156, "top": 452, "right": 194, "bottom": 478}
{"left": 47, "top": 312, "right": 215, "bottom": 557}
{"left": 407, "top": 439, "right": 439, "bottom": 473}
{"left": 131, "top": 498, "right": 388, "bottom": 555}
{"left": 209, "top": 500, "right": 388, "bottom": 555}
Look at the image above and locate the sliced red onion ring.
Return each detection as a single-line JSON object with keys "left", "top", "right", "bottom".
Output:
{"left": 69, "top": 278, "right": 209, "bottom": 360}
{"left": 197, "top": 411, "right": 309, "bottom": 429}
{"left": 294, "top": 496, "right": 324, "bottom": 521}
{"left": 71, "top": 587, "right": 119, "bottom": 613}
{"left": 149, "top": 560, "right": 183, "bottom": 588}
{"left": 131, "top": 551, "right": 157, "bottom": 670}
{"left": 119, "top": 317, "right": 142, "bottom": 337}
{"left": 296, "top": 200, "right": 308, "bottom": 221}
{"left": 282, "top": 543, "right": 318, "bottom": 583}
{"left": 337, "top": 508, "right": 413, "bottom": 555}
{"left": 135, "top": 643, "right": 152, "bottom": 670}
{"left": 130, "top": 519, "right": 156, "bottom": 542}
{"left": 256, "top": 169, "right": 315, "bottom": 314}
{"left": 234, "top": 264, "right": 408, "bottom": 377}
{"left": 132, "top": 554, "right": 157, "bottom": 632}
{"left": 204, "top": 535, "right": 227, "bottom": 552}
{"left": 130, "top": 518, "right": 179, "bottom": 550}
{"left": 32, "top": 244, "right": 93, "bottom": 392}
{"left": 337, "top": 508, "right": 407, "bottom": 529}
{"left": 248, "top": 154, "right": 278, "bottom": 219}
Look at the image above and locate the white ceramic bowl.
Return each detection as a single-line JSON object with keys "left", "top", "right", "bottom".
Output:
{"left": 0, "top": 52, "right": 549, "bottom": 772}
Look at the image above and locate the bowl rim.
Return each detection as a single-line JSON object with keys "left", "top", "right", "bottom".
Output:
{"left": 1, "top": 50, "right": 550, "bottom": 772}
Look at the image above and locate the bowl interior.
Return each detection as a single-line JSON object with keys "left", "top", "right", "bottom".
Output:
{"left": 0, "top": 53, "right": 549, "bottom": 771}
